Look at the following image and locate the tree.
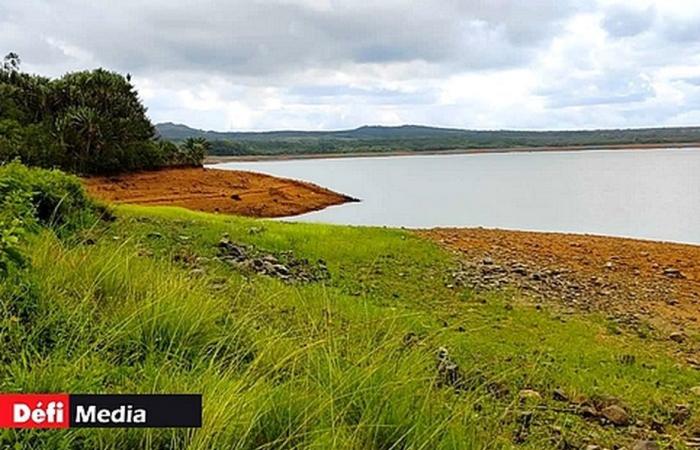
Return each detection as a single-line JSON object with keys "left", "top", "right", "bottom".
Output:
{"left": 179, "top": 137, "right": 210, "bottom": 166}
{"left": 2, "top": 53, "right": 20, "bottom": 73}
{"left": 0, "top": 58, "right": 201, "bottom": 174}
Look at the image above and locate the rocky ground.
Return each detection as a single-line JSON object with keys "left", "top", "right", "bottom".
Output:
{"left": 421, "top": 228, "right": 700, "bottom": 361}
{"left": 84, "top": 167, "right": 357, "bottom": 218}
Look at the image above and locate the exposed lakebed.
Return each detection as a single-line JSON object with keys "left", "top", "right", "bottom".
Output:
{"left": 217, "top": 148, "right": 700, "bottom": 244}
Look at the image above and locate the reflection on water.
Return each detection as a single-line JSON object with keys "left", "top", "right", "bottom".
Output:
{"left": 216, "top": 148, "right": 700, "bottom": 244}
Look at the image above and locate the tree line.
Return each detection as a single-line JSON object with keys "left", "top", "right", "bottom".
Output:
{"left": 0, "top": 53, "right": 210, "bottom": 175}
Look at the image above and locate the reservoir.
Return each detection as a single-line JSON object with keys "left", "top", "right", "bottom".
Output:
{"left": 216, "top": 148, "right": 700, "bottom": 244}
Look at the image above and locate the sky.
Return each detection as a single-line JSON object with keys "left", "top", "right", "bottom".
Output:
{"left": 2, "top": 0, "right": 700, "bottom": 131}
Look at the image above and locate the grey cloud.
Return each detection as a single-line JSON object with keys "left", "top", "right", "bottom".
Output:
{"left": 1, "top": 0, "right": 584, "bottom": 77}
{"left": 659, "top": 17, "right": 700, "bottom": 43}
{"left": 287, "top": 85, "right": 437, "bottom": 105}
{"left": 601, "top": 5, "right": 655, "bottom": 38}
{"left": 536, "top": 71, "right": 655, "bottom": 108}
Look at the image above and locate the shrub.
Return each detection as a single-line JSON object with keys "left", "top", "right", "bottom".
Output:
{"left": 0, "top": 162, "right": 105, "bottom": 276}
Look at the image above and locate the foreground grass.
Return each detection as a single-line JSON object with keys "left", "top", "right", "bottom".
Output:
{"left": 0, "top": 205, "right": 698, "bottom": 449}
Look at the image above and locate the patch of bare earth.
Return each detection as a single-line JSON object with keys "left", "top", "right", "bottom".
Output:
{"left": 420, "top": 228, "right": 700, "bottom": 359}
{"left": 83, "top": 167, "right": 357, "bottom": 218}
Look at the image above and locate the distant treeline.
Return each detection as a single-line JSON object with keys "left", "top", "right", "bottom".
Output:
{"left": 156, "top": 122, "right": 700, "bottom": 157}
{"left": 0, "top": 53, "right": 208, "bottom": 175}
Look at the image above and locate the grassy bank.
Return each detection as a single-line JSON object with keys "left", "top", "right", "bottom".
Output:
{"left": 1, "top": 184, "right": 698, "bottom": 448}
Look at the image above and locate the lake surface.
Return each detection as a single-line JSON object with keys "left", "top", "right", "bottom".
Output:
{"left": 215, "top": 148, "right": 700, "bottom": 244}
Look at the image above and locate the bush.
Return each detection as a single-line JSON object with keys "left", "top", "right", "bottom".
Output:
{"left": 0, "top": 161, "right": 101, "bottom": 226}
{"left": 0, "top": 162, "right": 105, "bottom": 276}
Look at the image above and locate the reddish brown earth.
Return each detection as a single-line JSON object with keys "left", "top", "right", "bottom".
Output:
{"left": 421, "top": 228, "right": 700, "bottom": 338}
{"left": 83, "top": 167, "right": 357, "bottom": 218}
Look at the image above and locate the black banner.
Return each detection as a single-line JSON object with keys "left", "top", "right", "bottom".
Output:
{"left": 69, "top": 394, "right": 201, "bottom": 428}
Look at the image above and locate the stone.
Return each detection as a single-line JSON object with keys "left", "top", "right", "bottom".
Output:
{"left": 632, "top": 441, "right": 659, "bottom": 450}
{"left": 579, "top": 405, "right": 599, "bottom": 418}
{"left": 552, "top": 388, "right": 569, "bottom": 402}
{"left": 663, "top": 267, "right": 685, "bottom": 279}
{"left": 669, "top": 331, "right": 686, "bottom": 343}
{"left": 435, "top": 347, "right": 465, "bottom": 390}
{"left": 600, "top": 404, "right": 629, "bottom": 426}
{"left": 518, "top": 389, "right": 542, "bottom": 401}
{"left": 672, "top": 404, "right": 691, "bottom": 424}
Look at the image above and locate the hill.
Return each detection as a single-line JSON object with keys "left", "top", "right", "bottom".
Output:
{"left": 155, "top": 122, "right": 700, "bottom": 157}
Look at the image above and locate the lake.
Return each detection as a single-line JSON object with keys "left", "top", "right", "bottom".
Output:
{"left": 215, "top": 148, "right": 700, "bottom": 244}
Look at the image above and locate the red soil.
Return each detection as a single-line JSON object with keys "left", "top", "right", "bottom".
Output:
{"left": 83, "top": 167, "right": 356, "bottom": 218}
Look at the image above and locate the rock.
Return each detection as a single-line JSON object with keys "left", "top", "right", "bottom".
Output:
{"left": 672, "top": 404, "right": 691, "bottom": 424}
{"left": 669, "top": 331, "right": 686, "bottom": 343}
{"left": 436, "top": 347, "right": 465, "bottom": 390}
{"left": 271, "top": 264, "right": 290, "bottom": 276}
{"left": 601, "top": 404, "right": 630, "bottom": 426}
{"left": 262, "top": 254, "right": 279, "bottom": 264}
{"left": 663, "top": 267, "right": 685, "bottom": 279}
{"left": 579, "top": 405, "right": 599, "bottom": 419}
{"left": 518, "top": 389, "right": 542, "bottom": 401}
{"left": 552, "top": 388, "right": 569, "bottom": 402}
{"left": 486, "top": 381, "right": 509, "bottom": 399}
{"left": 632, "top": 441, "right": 659, "bottom": 450}
{"left": 482, "top": 257, "right": 493, "bottom": 265}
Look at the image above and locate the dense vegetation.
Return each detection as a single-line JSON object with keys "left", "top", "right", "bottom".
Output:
{"left": 0, "top": 163, "right": 697, "bottom": 449}
{"left": 157, "top": 122, "right": 700, "bottom": 157}
{"left": 0, "top": 53, "right": 208, "bottom": 174}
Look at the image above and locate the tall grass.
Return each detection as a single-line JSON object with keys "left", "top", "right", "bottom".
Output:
{"left": 0, "top": 201, "right": 697, "bottom": 448}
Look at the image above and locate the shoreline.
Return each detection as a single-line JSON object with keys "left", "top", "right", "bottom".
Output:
{"left": 205, "top": 141, "right": 700, "bottom": 164}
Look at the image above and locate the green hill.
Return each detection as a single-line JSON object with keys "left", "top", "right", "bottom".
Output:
{"left": 155, "top": 122, "right": 700, "bottom": 156}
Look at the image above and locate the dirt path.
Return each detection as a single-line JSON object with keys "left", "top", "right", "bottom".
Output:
{"left": 83, "top": 167, "right": 357, "bottom": 218}
{"left": 421, "top": 228, "right": 700, "bottom": 341}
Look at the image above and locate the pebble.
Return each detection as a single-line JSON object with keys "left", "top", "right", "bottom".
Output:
{"left": 632, "top": 441, "right": 659, "bottom": 450}
{"left": 662, "top": 267, "right": 685, "bottom": 279}
{"left": 600, "top": 404, "right": 630, "bottom": 426}
{"left": 669, "top": 331, "right": 686, "bottom": 343}
{"left": 552, "top": 388, "right": 569, "bottom": 402}
{"left": 518, "top": 389, "right": 542, "bottom": 401}
{"left": 672, "top": 404, "right": 691, "bottom": 424}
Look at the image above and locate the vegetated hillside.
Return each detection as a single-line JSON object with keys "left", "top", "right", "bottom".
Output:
{"left": 156, "top": 122, "right": 700, "bottom": 156}
{"left": 1, "top": 163, "right": 698, "bottom": 449}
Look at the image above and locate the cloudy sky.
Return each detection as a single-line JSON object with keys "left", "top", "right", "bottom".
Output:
{"left": 3, "top": 0, "right": 700, "bottom": 131}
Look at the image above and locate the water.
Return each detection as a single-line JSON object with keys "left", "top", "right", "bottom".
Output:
{"left": 215, "top": 148, "right": 700, "bottom": 244}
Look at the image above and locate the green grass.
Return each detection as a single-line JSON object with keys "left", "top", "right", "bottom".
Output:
{"left": 1, "top": 204, "right": 698, "bottom": 449}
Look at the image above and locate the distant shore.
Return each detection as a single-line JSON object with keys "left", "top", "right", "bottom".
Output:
{"left": 205, "top": 141, "right": 700, "bottom": 164}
